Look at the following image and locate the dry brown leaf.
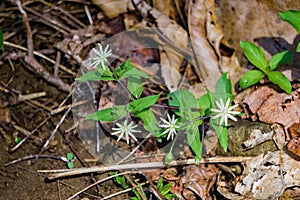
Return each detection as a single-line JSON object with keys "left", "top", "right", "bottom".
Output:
{"left": 153, "top": 0, "right": 171, "bottom": 16}
{"left": 160, "top": 52, "right": 183, "bottom": 92}
{"left": 243, "top": 86, "right": 276, "bottom": 114}
{"left": 215, "top": 1, "right": 300, "bottom": 52}
{"left": 257, "top": 91, "right": 300, "bottom": 129}
{"left": 188, "top": 0, "right": 221, "bottom": 90}
{"left": 235, "top": 151, "right": 300, "bottom": 199}
{"left": 92, "top": 0, "right": 133, "bottom": 18}
{"left": 182, "top": 164, "right": 218, "bottom": 199}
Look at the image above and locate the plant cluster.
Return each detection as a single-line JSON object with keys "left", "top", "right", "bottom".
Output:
{"left": 77, "top": 44, "right": 241, "bottom": 163}
{"left": 239, "top": 10, "right": 300, "bottom": 94}
{"left": 110, "top": 171, "right": 176, "bottom": 200}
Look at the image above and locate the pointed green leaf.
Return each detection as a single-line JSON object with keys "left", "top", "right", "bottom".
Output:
{"left": 168, "top": 90, "right": 199, "bottom": 121}
{"left": 297, "top": 42, "right": 300, "bottom": 53}
{"left": 157, "top": 177, "right": 163, "bottom": 191}
{"left": 269, "top": 50, "right": 293, "bottom": 70}
{"left": 128, "top": 94, "right": 160, "bottom": 114}
{"left": 76, "top": 69, "right": 115, "bottom": 82}
{"left": 267, "top": 71, "right": 292, "bottom": 94}
{"left": 198, "top": 93, "right": 212, "bottom": 116}
{"left": 117, "top": 60, "right": 149, "bottom": 80}
{"left": 127, "top": 76, "right": 143, "bottom": 98}
{"left": 215, "top": 73, "right": 232, "bottom": 95}
{"left": 210, "top": 119, "right": 228, "bottom": 152}
{"left": 85, "top": 105, "right": 127, "bottom": 121}
{"left": 186, "top": 121, "right": 202, "bottom": 160}
{"left": 135, "top": 108, "right": 160, "bottom": 136}
{"left": 240, "top": 41, "right": 268, "bottom": 72}
{"left": 215, "top": 73, "right": 233, "bottom": 102}
{"left": 279, "top": 10, "right": 300, "bottom": 33}
{"left": 239, "top": 70, "right": 265, "bottom": 89}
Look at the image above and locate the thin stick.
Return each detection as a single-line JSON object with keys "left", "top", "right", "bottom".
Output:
{"left": 67, "top": 171, "right": 137, "bottom": 200}
{"left": 39, "top": 107, "right": 72, "bottom": 156}
{"left": 3, "top": 41, "right": 76, "bottom": 76}
{"left": 39, "top": 156, "right": 254, "bottom": 180}
{"left": 17, "top": 92, "right": 46, "bottom": 101}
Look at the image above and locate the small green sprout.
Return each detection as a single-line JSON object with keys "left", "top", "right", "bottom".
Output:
{"left": 66, "top": 153, "right": 75, "bottom": 169}
{"left": 239, "top": 41, "right": 293, "bottom": 94}
{"left": 14, "top": 137, "right": 22, "bottom": 144}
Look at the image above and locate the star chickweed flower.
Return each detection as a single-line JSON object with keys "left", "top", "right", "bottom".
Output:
{"left": 211, "top": 98, "right": 240, "bottom": 126}
{"left": 159, "top": 113, "right": 180, "bottom": 141}
{"left": 91, "top": 43, "right": 112, "bottom": 70}
{"left": 111, "top": 120, "right": 141, "bottom": 144}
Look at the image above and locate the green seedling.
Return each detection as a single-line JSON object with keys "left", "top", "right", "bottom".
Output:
{"left": 66, "top": 153, "right": 75, "bottom": 169}
{"left": 14, "top": 137, "right": 22, "bottom": 144}
{"left": 239, "top": 41, "right": 293, "bottom": 94}
{"left": 156, "top": 177, "right": 177, "bottom": 200}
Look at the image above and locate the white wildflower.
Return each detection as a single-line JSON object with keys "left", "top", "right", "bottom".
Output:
{"left": 91, "top": 43, "right": 112, "bottom": 70}
{"left": 211, "top": 98, "right": 240, "bottom": 126}
{"left": 111, "top": 120, "right": 141, "bottom": 144}
{"left": 159, "top": 113, "right": 180, "bottom": 141}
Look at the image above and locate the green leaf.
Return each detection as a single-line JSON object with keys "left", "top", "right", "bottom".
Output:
{"left": 75, "top": 69, "right": 115, "bottom": 82}
{"left": 267, "top": 71, "right": 292, "bottom": 94}
{"left": 85, "top": 105, "right": 127, "bottom": 121}
{"left": 198, "top": 93, "right": 212, "bottom": 116}
{"left": 210, "top": 119, "right": 228, "bottom": 151}
{"left": 157, "top": 177, "right": 163, "bottom": 191}
{"left": 117, "top": 60, "right": 149, "bottom": 80}
{"left": 186, "top": 121, "right": 202, "bottom": 160}
{"left": 14, "top": 137, "right": 22, "bottom": 144}
{"left": 239, "top": 70, "right": 265, "bottom": 89}
{"left": 67, "top": 162, "right": 74, "bottom": 169}
{"left": 0, "top": 28, "right": 3, "bottom": 50}
{"left": 168, "top": 90, "right": 199, "bottom": 121}
{"left": 128, "top": 94, "right": 160, "bottom": 114}
{"left": 215, "top": 73, "right": 233, "bottom": 102}
{"left": 240, "top": 41, "right": 268, "bottom": 72}
{"left": 269, "top": 50, "right": 293, "bottom": 70}
{"left": 135, "top": 108, "right": 160, "bottom": 136}
{"left": 66, "top": 153, "right": 74, "bottom": 161}
{"left": 215, "top": 73, "right": 232, "bottom": 95}
{"left": 297, "top": 42, "right": 300, "bottom": 53}
{"left": 165, "top": 151, "right": 173, "bottom": 163}
{"left": 127, "top": 76, "right": 143, "bottom": 98}
{"left": 279, "top": 10, "right": 300, "bottom": 33}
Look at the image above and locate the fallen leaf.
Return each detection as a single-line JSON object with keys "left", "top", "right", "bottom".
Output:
{"left": 235, "top": 151, "right": 300, "bottom": 199}
{"left": 188, "top": 0, "right": 221, "bottom": 90}
{"left": 182, "top": 164, "right": 218, "bottom": 199}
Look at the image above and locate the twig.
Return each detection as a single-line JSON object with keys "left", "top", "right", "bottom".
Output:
{"left": 103, "top": 181, "right": 148, "bottom": 200}
{"left": 17, "top": 92, "right": 46, "bottom": 101}
{"left": 16, "top": 0, "right": 71, "bottom": 92}
{"left": 38, "top": 107, "right": 72, "bottom": 156}
{"left": 67, "top": 171, "right": 137, "bottom": 200}
{"left": 4, "top": 154, "right": 68, "bottom": 166}
{"left": 39, "top": 156, "right": 254, "bottom": 180}
{"left": 3, "top": 41, "right": 76, "bottom": 76}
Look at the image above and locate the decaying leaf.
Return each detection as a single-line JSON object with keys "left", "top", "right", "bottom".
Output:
{"left": 188, "top": 0, "right": 221, "bottom": 90}
{"left": 235, "top": 151, "right": 300, "bottom": 199}
{"left": 243, "top": 86, "right": 300, "bottom": 129}
{"left": 243, "top": 129, "right": 273, "bottom": 149}
{"left": 286, "top": 123, "right": 300, "bottom": 160}
{"left": 182, "top": 164, "right": 218, "bottom": 199}
{"left": 92, "top": 0, "right": 133, "bottom": 18}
